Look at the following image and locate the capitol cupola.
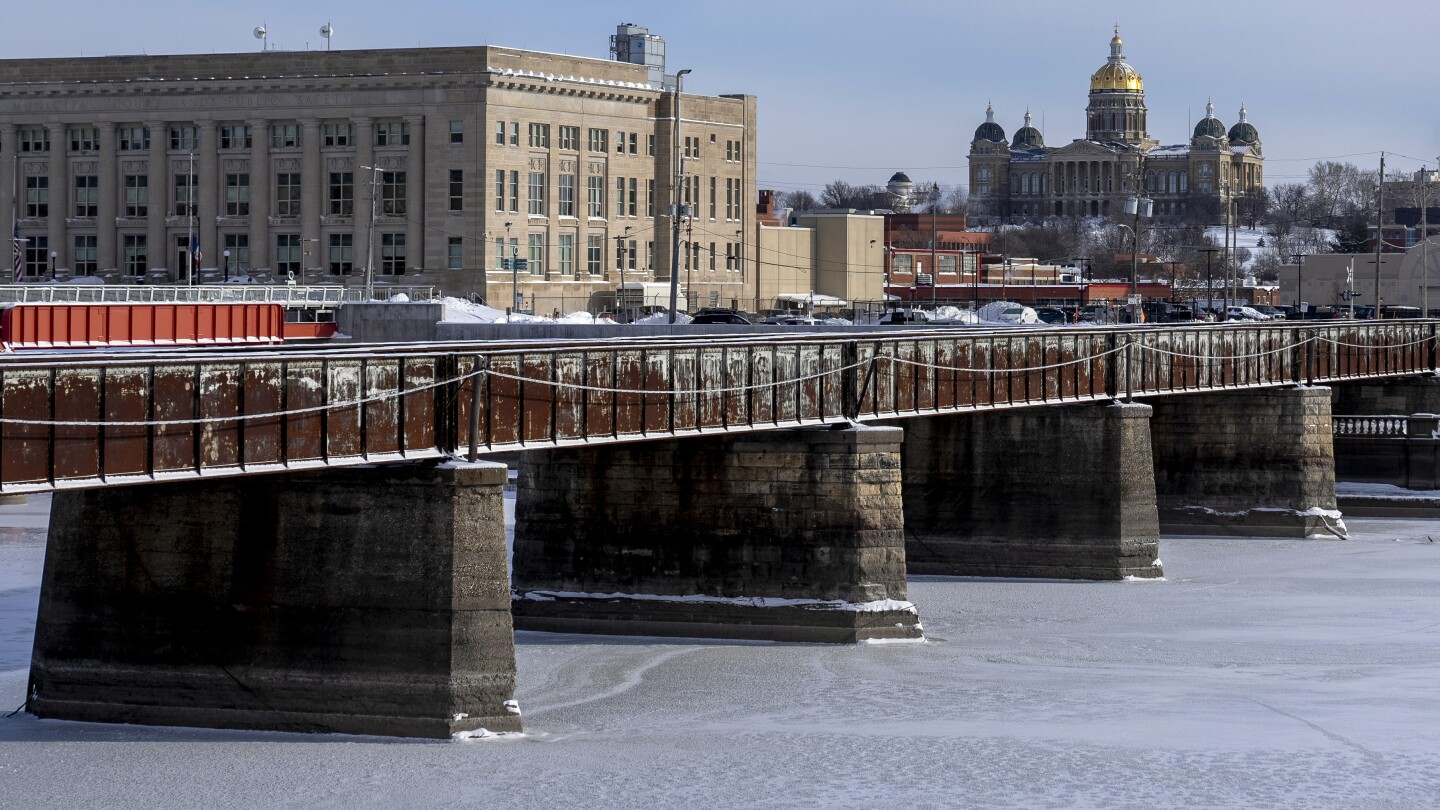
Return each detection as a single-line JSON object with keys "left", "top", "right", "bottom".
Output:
{"left": 1085, "top": 27, "right": 1150, "bottom": 146}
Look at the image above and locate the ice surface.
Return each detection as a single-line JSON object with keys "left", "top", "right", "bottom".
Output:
{"left": 3, "top": 497, "right": 1440, "bottom": 807}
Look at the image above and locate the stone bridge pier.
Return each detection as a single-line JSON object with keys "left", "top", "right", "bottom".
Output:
{"left": 28, "top": 462, "right": 519, "bottom": 739}
{"left": 1331, "top": 374, "right": 1440, "bottom": 415}
{"left": 511, "top": 425, "right": 921, "bottom": 643}
{"left": 897, "top": 403, "right": 1163, "bottom": 580}
{"left": 1149, "top": 386, "right": 1343, "bottom": 537}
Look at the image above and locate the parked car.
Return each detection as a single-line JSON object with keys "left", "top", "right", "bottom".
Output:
{"left": 1033, "top": 306, "right": 1070, "bottom": 325}
{"left": 1225, "top": 305, "right": 1269, "bottom": 321}
{"left": 759, "top": 315, "right": 823, "bottom": 325}
{"left": 877, "top": 309, "right": 931, "bottom": 324}
{"left": 690, "top": 308, "right": 752, "bottom": 324}
{"left": 1250, "top": 304, "right": 1283, "bottom": 319}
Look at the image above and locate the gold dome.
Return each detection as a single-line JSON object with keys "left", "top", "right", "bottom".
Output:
{"left": 1091, "top": 62, "right": 1143, "bottom": 92}
{"left": 1090, "top": 28, "right": 1143, "bottom": 92}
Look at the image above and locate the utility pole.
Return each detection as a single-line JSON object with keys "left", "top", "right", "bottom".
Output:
{"left": 1374, "top": 152, "right": 1385, "bottom": 319}
{"left": 359, "top": 163, "right": 383, "bottom": 301}
{"left": 930, "top": 182, "right": 939, "bottom": 312}
{"left": 1199, "top": 246, "right": 1220, "bottom": 319}
{"left": 615, "top": 226, "right": 632, "bottom": 323}
{"left": 1291, "top": 253, "right": 1306, "bottom": 312}
{"left": 667, "top": 68, "right": 692, "bottom": 323}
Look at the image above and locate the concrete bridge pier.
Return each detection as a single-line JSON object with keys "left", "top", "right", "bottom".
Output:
{"left": 899, "top": 403, "right": 1162, "bottom": 580}
{"left": 28, "top": 462, "right": 520, "bottom": 739}
{"left": 1149, "top": 386, "right": 1343, "bottom": 537}
{"left": 511, "top": 425, "right": 920, "bottom": 643}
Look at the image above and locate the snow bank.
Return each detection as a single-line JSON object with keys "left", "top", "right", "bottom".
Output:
{"left": 438, "top": 297, "right": 613, "bottom": 325}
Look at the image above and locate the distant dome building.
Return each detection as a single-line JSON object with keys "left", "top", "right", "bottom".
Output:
{"left": 968, "top": 28, "right": 1264, "bottom": 222}
{"left": 1228, "top": 104, "right": 1260, "bottom": 145}
{"left": 887, "top": 171, "right": 916, "bottom": 212}
{"left": 1011, "top": 110, "right": 1044, "bottom": 150}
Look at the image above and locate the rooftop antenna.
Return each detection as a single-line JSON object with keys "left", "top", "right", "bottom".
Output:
{"left": 320, "top": 23, "right": 333, "bottom": 51}
{"left": 253, "top": 24, "right": 267, "bottom": 52}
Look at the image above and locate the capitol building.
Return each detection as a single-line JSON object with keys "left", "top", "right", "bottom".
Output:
{"left": 968, "top": 29, "right": 1264, "bottom": 223}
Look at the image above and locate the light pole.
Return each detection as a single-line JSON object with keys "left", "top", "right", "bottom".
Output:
{"left": 615, "top": 225, "right": 633, "bottom": 322}
{"left": 505, "top": 221, "right": 518, "bottom": 321}
{"left": 223, "top": 249, "right": 231, "bottom": 282}
{"left": 48, "top": 250, "right": 56, "bottom": 281}
{"left": 1199, "top": 246, "right": 1220, "bottom": 320}
{"left": 358, "top": 163, "right": 383, "bottom": 301}
{"left": 667, "top": 68, "right": 692, "bottom": 324}
{"left": 929, "top": 182, "right": 940, "bottom": 312}
{"left": 1122, "top": 177, "right": 1152, "bottom": 322}
{"left": 1290, "top": 252, "right": 1305, "bottom": 314}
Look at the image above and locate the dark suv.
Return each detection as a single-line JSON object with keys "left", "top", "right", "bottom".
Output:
{"left": 690, "top": 308, "right": 751, "bottom": 324}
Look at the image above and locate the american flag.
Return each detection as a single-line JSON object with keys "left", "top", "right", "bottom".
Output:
{"left": 11, "top": 224, "right": 21, "bottom": 279}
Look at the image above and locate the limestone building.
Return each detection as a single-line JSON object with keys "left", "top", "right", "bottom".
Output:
{"left": 968, "top": 29, "right": 1263, "bottom": 224}
{"left": 0, "top": 25, "right": 757, "bottom": 313}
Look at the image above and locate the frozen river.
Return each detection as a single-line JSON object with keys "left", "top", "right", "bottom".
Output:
{"left": 3, "top": 493, "right": 1439, "bottom": 808}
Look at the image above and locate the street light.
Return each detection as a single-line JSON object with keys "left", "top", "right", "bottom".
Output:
{"left": 505, "top": 221, "right": 518, "bottom": 321}
{"left": 929, "top": 182, "right": 940, "bottom": 312}
{"left": 223, "top": 249, "right": 231, "bottom": 282}
{"left": 615, "top": 225, "right": 633, "bottom": 323}
{"left": 358, "top": 163, "right": 383, "bottom": 301}
{"left": 1199, "top": 246, "right": 1220, "bottom": 321}
{"left": 49, "top": 250, "right": 56, "bottom": 281}
{"left": 1121, "top": 185, "right": 1153, "bottom": 322}
{"left": 1290, "top": 253, "right": 1305, "bottom": 314}
{"left": 667, "top": 67, "right": 692, "bottom": 324}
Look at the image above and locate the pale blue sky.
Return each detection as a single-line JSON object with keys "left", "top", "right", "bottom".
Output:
{"left": 9, "top": 0, "right": 1438, "bottom": 197}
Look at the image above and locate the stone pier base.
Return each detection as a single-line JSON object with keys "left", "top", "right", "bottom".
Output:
{"left": 512, "top": 425, "right": 920, "bottom": 643}
{"left": 1150, "top": 387, "right": 1344, "bottom": 538}
{"left": 899, "top": 403, "right": 1162, "bottom": 580}
{"left": 28, "top": 462, "right": 519, "bottom": 739}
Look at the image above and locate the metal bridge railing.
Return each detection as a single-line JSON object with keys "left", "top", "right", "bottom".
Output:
{"left": 0, "top": 320, "right": 1437, "bottom": 494}
{"left": 0, "top": 284, "right": 437, "bottom": 307}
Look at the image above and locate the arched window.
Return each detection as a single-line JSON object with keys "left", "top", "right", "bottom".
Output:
{"left": 1145, "top": 172, "right": 1155, "bottom": 192}
{"left": 1010, "top": 172, "right": 1019, "bottom": 193}
{"left": 1179, "top": 171, "right": 1188, "bottom": 192}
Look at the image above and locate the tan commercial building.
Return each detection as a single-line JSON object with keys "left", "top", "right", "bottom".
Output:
{"left": 0, "top": 25, "right": 757, "bottom": 314}
{"left": 754, "top": 211, "right": 885, "bottom": 313}
{"left": 1280, "top": 240, "right": 1440, "bottom": 313}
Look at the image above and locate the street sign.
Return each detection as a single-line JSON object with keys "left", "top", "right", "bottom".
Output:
{"left": 513, "top": 258, "right": 528, "bottom": 271}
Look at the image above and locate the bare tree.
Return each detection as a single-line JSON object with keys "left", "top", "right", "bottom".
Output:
{"left": 780, "top": 190, "right": 818, "bottom": 212}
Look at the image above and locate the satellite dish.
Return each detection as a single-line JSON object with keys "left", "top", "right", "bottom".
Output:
{"left": 253, "top": 25, "right": 267, "bottom": 40}
{"left": 320, "top": 24, "right": 333, "bottom": 39}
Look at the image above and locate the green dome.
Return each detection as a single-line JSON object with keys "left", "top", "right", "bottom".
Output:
{"left": 1011, "top": 110, "right": 1043, "bottom": 149}
{"left": 1193, "top": 116, "right": 1225, "bottom": 139}
{"left": 974, "top": 103, "right": 1006, "bottom": 143}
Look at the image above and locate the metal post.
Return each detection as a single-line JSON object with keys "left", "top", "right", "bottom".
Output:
{"left": 1291, "top": 253, "right": 1305, "bottom": 313}
{"left": 48, "top": 250, "right": 55, "bottom": 281}
{"left": 1374, "top": 152, "right": 1385, "bottom": 319}
{"left": 1199, "top": 247, "right": 1219, "bottom": 320}
{"left": 223, "top": 249, "right": 230, "bottom": 282}
{"left": 930, "top": 182, "right": 939, "bottom": 312}
{"left": 667, "top": 68, "right": 692, "bottom": 324}
{"left": 359, "top": 163, "right": 382, "bottom": 301}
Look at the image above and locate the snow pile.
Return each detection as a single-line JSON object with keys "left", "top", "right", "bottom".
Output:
{"left": 438, "top": 297, "right": 614, "bottom": 325}
{"left": 389, "top": 293, "right": 410, "bottom": 303}
{"left": 634, "top": 311, "right": 692, "bottom": 325}
{"left": 977, "top": 301, "right": 1040, "bottom": 324}
{"left": 930, "top": 306, "right": 979, "bottom": 324}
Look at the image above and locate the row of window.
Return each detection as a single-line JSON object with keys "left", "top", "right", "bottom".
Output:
{"left": 491, "top": 170, "right": 743, "bottom": 222}
{"left": 13, "top": 231, "right": 442, "bottom": 277}
{"left": 9, "top": 121, "right": 437, "bottom": 153}
{"left": 491, "top": 233, "right": 744, "bottom": 277}
{"left": 17, "top": 171, "right": 409, "bottom": 219}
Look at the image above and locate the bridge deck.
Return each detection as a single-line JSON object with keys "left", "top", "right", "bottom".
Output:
{"left": 1, "top": 321, "right": 1434, "bottom": 493}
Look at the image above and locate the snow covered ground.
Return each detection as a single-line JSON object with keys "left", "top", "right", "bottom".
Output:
{"left": 3, "top": 494, "right": 1440, "bottom": 808}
